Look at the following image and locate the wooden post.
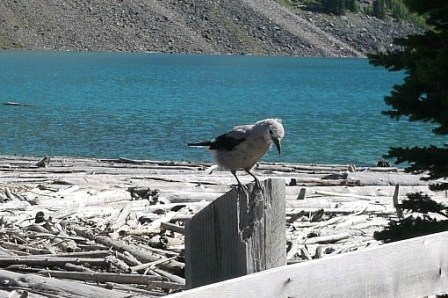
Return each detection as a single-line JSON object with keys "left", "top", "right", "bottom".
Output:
{"left": 185, "top": 178, "right": 286, "bottom": 289}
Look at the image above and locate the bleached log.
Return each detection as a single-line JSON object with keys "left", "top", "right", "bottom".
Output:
{"left": 130, "top": 256, "right": 177, "bottom": 272}
{"left": 0, "top": 246, "right": 15, "bottom": 256}
{"left": 314, "top": 190, "right": 373, "bottom": 200}
{"left": 39, "top": 270, "right": 184, "bottom": 290}
{"left": 153, "top": 268, "right": 186, "bottom": 284}
{"left": 347, "top": 171, "right": 428, "bottom": 186}
{"left": 303, "top": 232, "right": 351, "bottom": 244}
{"left": 130, "top": 211, "right": 178, "bottom": 235}
{"left": 95, "top": 236, "right": 184, "bottom": 274}
{"left": 57, "top": 185, "right": 80, "bottom": 196}
{"left": 51, "top": 237, "right": 78, "bottom": 252}
{"left": 0, "top": 256, "right": 108, "bottom": 268}
{"left": 63, "top": 263, "right": 95, "bottom": 272}
{"left": 3, "top": 289, "right": 29, "bottom": 298}
{"left": 105, "top": 256, "right": 131, "bottom": 272}
{"left": 35, "top": 156, "right": 50, "bottom": 168}
{"left": 334, "top": 215, "right": 370, "bottom": 228}
{"left": 108, "top": 201, "right": 133, "bottom": 233}
{"left": 141, "top": 243, "right": 181, "bottom": 257}
{"left": 4, "top": 187, "right": 18, "bottom": 201}
{"left": 36, "top": 189, "right": 131, "bottom": 208}
{"left": 160, "top": 222, "right": 185, "bottom": 234}
{"left": 49, "top": 250, "right": 111, "bottom": 258}
{"left": 116, "top": 251, "right": 141, "bottom": 267}
{"left": 0, "top": 269, "right": 131, "bottom": 298}
{"left": 0, "top": 242, "right": 51, "bottom": 255}
{"left": 100, "top": 283, "right": 162, "bottom": 297}
{"left": 26, "top": 232, "right": 86, "bottom": 242}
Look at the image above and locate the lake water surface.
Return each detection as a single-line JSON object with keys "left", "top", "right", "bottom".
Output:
{"left": 0, "top": 51, "right": 441, "bottom": 166}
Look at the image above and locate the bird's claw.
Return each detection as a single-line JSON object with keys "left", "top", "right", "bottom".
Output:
{"left": 254, "top": 178, "right": 264, "bottom": 192}
{"left": 238, "top": 183, "right": 249, "bottom": 195}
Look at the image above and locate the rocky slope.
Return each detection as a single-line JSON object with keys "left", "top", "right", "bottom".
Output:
{"left": 0, "top": 0, "right": 420, "bottom": 57}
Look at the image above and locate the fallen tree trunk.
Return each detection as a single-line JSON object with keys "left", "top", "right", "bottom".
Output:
{"left": 39, "top": 270, "right": 184, "bottom": 290}
{"left": 0, "top": 269, "right": 132, "bottom": 298}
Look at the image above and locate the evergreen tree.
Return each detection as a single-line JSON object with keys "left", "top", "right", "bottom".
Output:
{"left": 322, "top": 0, "right": 337, "bottom": 14}
{"left": 337, "top": 0, "right": 346, "bottom": 15}
{"left": 322, "top": 0, "right": 346, "bottom": 15}
{"left": 373, "top": 0, "right": 386, "bottom": 19}
{"left": 347, "top": 0, "right": 358, "bottom": 13}
{"left": 368, "top": 0, "right": 448, "bottom": 241}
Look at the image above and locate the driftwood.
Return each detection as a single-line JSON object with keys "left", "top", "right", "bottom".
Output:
{"left": 0, "top": 155, "right": 442, "bottom": 297}
{"left": 0, "top": 256, "right": 109, "bottom": 268}
{"left": 95, "top": 236, "right": 184, "bottom": 274}
{"left": 40, "top": 270, "right": 184, "bottom": 290}
{"left": 160, "top": 222, "right": 185, "bottom": 234}
{"left": 109, "top": 201, "right": 133, "bottom": 233}
{"left": 36, "top": 156, "right": 50, "bottom": 168}
{"left": 153, "top": 268, "right": 186, "bottom": 284}
{"left": 0, "top": 269, "right": 133, "bottom": 298}
{"left": 303, "top": 232, "right": 351, "bottom": 244}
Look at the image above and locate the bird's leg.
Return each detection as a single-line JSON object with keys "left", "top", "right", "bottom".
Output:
{"left": 232, "top": 170, "right": 248, "bottom": 194}
{"left": 245, "top": 169, "right": 263, "bottom": 191}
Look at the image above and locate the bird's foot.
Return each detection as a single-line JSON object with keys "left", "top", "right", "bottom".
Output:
{"left": 253, "top": 178, "right": 264, "bottom": 192}
{"left": 237, "top": 182, "right": 249, "bottom": 195}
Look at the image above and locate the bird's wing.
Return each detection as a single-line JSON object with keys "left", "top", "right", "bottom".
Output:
{"left": 209, "top": 125, "right": 251, "bottom": 151}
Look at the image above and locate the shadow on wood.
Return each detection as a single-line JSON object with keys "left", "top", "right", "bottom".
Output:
{"left": 185, "top": 178, "right": 286, "bottom": 289}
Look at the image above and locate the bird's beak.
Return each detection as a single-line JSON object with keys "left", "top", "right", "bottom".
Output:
{"left": 273, "top": 138, "right": 281, "bottom": 154}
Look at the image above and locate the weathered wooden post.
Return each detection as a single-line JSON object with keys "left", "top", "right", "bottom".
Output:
{"left": 185, "top": 178, "right": 286, "bottom": 289}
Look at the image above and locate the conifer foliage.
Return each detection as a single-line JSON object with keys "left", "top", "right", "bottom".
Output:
{"left": 369, "top": 0, "right": 448, "bottom": 241}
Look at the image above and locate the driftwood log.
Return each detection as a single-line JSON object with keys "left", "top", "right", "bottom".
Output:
{"left": 0, "top": 155, "right": 444, "bottom": 297}
{"left": 0, "top": 269, "right": 133, "bottom": 298}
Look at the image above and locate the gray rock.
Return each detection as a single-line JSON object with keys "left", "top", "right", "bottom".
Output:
{"left": 0, "top": 0, "right": 421, "bottom": 56}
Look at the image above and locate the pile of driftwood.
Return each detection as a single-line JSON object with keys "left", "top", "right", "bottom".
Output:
{"left": 0, "top": 188, "right": 189, "bottom": 297}
{"left": 0, "top": 155, "right": 439, "bottom": 297}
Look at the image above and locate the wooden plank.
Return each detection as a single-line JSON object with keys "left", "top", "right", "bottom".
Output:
{"left": 172, "top": 231, "right": 448, "bottom": 298}
{"left": 185, "top": 178, "right": 286, "bottom": 289}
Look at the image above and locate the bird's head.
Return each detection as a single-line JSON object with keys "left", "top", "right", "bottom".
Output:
{"left": 255, "top": 118, "right": 285, "bottom": 154}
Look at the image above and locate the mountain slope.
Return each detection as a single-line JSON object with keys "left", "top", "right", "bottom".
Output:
{"left": 0, "top": 0, "right": 419, "bottom": 57}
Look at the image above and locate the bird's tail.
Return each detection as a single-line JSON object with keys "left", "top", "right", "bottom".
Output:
{"left": 188, "top": 141, "right": 212, "bottom": 147}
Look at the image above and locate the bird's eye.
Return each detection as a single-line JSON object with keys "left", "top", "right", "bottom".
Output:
{"left": 269, "top": 129, "right": 273, "bottom": 135}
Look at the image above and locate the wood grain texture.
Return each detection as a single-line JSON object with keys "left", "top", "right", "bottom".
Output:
{"left": 175, "top": 231, "right": 448, "bottom": 297}
{"left": 185, "top": 178, "right": 286, "bottom": 289}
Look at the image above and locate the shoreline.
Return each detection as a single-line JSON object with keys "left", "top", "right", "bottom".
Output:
{"left": 0, "top": 155, "right": 439, "bottom": 296}
{"left": 0, "top": 152, "right": 400, "bottom": 170}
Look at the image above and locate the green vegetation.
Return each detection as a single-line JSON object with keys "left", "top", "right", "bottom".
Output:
{"left": 279, "top": 0, "right": 358, "bottom": 14}
{"left": 372, "top": 0, "right": 424, "bottom": 24}
{"left": 374, "top": 193, "right": 448, "bottom": 242}
{"left": 369, "top": 1, "right": 448, "bottom": 242}
{"left": 280, "top": 0, "right": 425, "bottom": 25}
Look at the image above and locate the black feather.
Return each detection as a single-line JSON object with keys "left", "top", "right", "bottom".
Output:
{"left": 209, "top": 133, "right": 246, "bottom": 151}
{"left": 188, "top": 133, "right": 246, "bottom": 151}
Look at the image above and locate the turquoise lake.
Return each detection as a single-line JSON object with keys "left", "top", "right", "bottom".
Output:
{"left": 0, "top": 51, "right": 442, "bottom": 166}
